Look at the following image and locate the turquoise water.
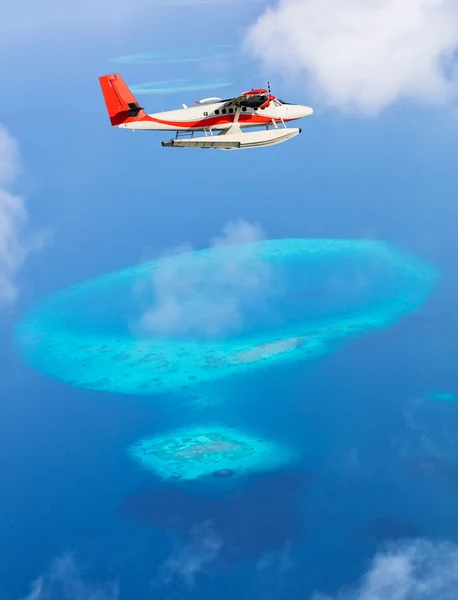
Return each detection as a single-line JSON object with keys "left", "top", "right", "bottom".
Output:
{"left": 15, "top": 238, "right": 437, "bottom": 396}
{"left": 429, "top": 392, "right": 457, "bottom": 402}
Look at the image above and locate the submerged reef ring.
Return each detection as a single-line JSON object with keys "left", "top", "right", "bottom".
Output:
{"left": 128, "top": 425, "right": 294, "bottom": 480}
{"left": 15, "top": 238, "right": 438, "bottom": 395}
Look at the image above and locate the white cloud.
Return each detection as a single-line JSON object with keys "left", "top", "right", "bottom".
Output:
{"left": 18, "top": 554, "right": 119, "bottom": 600}
{"left": 155, "top": 521, "right": 222, "bottom": 589}
{"left": 0, "top": 125, "right": 45, "bottom": 305}
{"left": 0, "top": 126, "right": 20, "bottom": 184}
{"left": 18, "top": 578, "right": 43, "bottom": 600}
{"left": 313, "top": 539, "right": 458, "bottom": 600}
{"left": 398, "top": 396, "right": 458, "bottom": 461}
{"left": 253, "top": 544, "right": 295, "bottom": 598}
{"left": 138, "top": 219, "right": 273, "bottom": 339}
{"left": 246, "top": 0, "right": 458, "bottom": 114}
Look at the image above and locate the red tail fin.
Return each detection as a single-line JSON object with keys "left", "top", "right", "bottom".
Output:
{"left": 98, "top": 73, "right": 146, "bottom": 126}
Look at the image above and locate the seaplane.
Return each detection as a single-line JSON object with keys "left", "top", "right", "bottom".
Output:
{"left": 98, "top": 73, "right": 313, "bottom": 150}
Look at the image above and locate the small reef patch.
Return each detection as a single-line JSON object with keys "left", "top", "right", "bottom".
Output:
{"left": 128, "top": 425, "right": 295, "bottom": 481}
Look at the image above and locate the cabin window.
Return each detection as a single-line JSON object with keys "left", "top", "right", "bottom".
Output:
{"left": 242, "top": 106, "right": 247, "bottom": 112}
{"left": 228, "top": 108, "right": 234, "bottom": 113}
{"left": 203, "top": 111, "right": 208, "bottom": 116}
{"left": 222, "top": 109, "right": 227, "bottom": 114}
{"left": 215, "top": 110, "right": 220, "bottom": 115}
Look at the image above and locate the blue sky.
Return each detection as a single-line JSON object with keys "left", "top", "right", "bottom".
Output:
{"left": 2, "top": 0, "right": 458, "bottom": 598}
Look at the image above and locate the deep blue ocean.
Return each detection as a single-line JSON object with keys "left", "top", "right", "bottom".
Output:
{"left": 1, "top": 264, "right": 457, "bottom": 599}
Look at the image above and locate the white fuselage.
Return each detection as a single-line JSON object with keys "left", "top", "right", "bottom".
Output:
{"left": 118, "top": 98, "right": 313, "bottom": 131}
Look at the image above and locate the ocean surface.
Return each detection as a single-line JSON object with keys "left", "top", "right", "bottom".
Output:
{"left": 1, "top": 236, "right": 457, "bottom": 599}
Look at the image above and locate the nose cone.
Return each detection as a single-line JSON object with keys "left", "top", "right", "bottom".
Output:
{"left": 300, "top": 105, "right": 314, "bottom": 118}
{"left": 287, "top": 105, "right": 313, "bottom": 120}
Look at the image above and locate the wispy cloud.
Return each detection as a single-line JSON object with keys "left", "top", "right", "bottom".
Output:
{"left": 154, "top": 521, "right": 222, "bottom": 589}
{"left": 253, "top": 543, "right": 295, "bottom": 598}
{"left": 313, "top": 539, "right": 458, "bottom": 600}
{"left": 112, "top": 45, "right": 238, "bottom": 64}
{"left": 18, "top": 554, "right": 119, "bottom": 600}
{"left": 0, "top": 124, "right": 47, "bottom": 306}
{"left": 399, "top": 396, "right": 458, "bottom": 460}
{"left": 245, "top": 0, "right": 458, "bottom": 114}
{"left": 137, "top": 219, "right": 273, "bottom": 339}
{"left": 130, "top": 79, "right": 234, "bottom": 95}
